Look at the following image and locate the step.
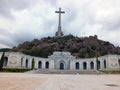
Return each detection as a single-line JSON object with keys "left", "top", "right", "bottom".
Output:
{"left": 26, "top": 69, "right": 100, "bottom": 74}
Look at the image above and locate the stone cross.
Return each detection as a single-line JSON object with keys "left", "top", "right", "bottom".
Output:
{"left": 55, "top": 8, "right": 65, "bottom": 37}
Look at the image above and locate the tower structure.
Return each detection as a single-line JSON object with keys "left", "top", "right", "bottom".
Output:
{"left": 55, "top": 8, "right": 65, "bottom": 37}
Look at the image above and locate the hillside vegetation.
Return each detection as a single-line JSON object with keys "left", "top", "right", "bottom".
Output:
{"left": 12, "top": 35, "right": 120, "bottom": 58}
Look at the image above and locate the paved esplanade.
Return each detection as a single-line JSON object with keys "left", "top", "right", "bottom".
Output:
{"left": 37, "top": 75, "right": 120, "bottom": 90}
{"left": 0, "top": 73, "right": 120, "bottom": 90}
{"left": 55, "top": 8, "right": 65, "bottom": 37}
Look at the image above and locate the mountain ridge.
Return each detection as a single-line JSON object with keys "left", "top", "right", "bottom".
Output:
{"left": 12, "top": 35, "right": 120, "bottom": 58}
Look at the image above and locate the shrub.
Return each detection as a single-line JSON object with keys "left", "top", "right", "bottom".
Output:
{"left": 2, "top": 68, "right": 31, "bottom": 72}
{"left": 31, "top": 58, "right": 35, "bottom": 69}
{"left": 100, "top": 70, "right": 120, "bottom": 74}
{"left": 0, "top": 52, "right": 5, "bottom": 71}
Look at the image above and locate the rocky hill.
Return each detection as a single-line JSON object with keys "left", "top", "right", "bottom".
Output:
{"left": 12, "top": 35, "right": 120, "bottom": 58}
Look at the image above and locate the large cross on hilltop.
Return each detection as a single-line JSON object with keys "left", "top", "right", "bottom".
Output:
{"left": 55, "top": 8, "right": 65, "bottom": 37}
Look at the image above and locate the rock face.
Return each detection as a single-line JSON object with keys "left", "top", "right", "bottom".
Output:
{"left": 12, "top": 35, "right": 120, "bottom": 58}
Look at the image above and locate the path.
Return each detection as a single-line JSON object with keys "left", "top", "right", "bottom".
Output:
{"left": 36, "top": 74, "right": 120, "bottom": 90}
{"left": 0, "top": 73, "right": 120, "bottom": 90}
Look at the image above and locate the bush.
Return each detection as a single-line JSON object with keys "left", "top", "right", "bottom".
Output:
{"left": 31, "top": 58, "right": 35, "bottom": 69}
{"left": 100, "top": 70, "right": 120, "bottom": 74}
{"left": 1, "top": 68, "right": 31, "bottom": 72}
{"left": 0, "top": 52, "right": 5, "bottom": 71}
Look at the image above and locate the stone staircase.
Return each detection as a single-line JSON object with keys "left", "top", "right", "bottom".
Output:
{"left": 26, "top": 69, "right": 101, "bottom": 74}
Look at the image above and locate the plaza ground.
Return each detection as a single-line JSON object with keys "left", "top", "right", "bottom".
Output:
{"left": 0, "top": 73, "right": 120, "bottom": 90}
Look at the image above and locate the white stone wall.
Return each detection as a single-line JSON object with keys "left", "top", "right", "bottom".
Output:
{"left": 0, "top": 52, "right": 120, "bottom": 70}
{"left": 71, "top": 58, "right": 96, "bottom": 70}
{"left": 106, "top": 55, "right": 120, "bottom": 69}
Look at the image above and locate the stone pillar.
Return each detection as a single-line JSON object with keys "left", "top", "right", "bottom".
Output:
{"left": 29, "top": 59, "right": 32, "bottom": 69}
{"left": 87, "top": 61, "right": 90, "bottom": 70}
{"left": 80, "top": 61, "right": 83, "bottom": 70}
{"left": 73, "top": 61, "right": 76, "bottom": 70}
{"left": 49, "top": 60, "right": 54, "bottom": 69}
{"left": 35, "top": 60, "right": 38, "bottom": 69}
{"left": 42, "top": 61, "right": 45, "bottom": 69}
{"left": 70, "top": 60, "right": 74, "bottom": 70}
{"left": 23, "top": 59, "right": 26, "bottom": 68}
{"left": 100, "top": 60, "right": 104, "bottom": 69}
{"left": 94, "top": 61, "right": 97, "bottom": 70}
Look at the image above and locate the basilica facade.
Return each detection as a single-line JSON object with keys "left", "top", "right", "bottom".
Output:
{"left": 0, "top": 51, "right": 120, "bottom": 70}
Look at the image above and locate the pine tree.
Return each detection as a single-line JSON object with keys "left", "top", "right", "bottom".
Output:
{"left": 96, "top": 52, "right": 99, "bottom": 70}
{"left": 31, "top": 58, "right": 35, "bottom": 69}
{"left": 0, "top": 52, "right": 5, "bottom": 71}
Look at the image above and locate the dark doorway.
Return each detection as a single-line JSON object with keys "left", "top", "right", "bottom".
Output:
{"left": 83, "top": 62, "right": 87, "bottom": 70}
{"left": 45, "top": 62, "right": 49, "bottom": 69}
{"left": 90, "top": 62, "right": 94, "bottom": 69}
{"left": 38, "top": 61, "right": 42, "bottom": 68}
{"left": 4, "top": 57, "right": 8, "bottom": 66}
{"left": 104, "top": 60, "right": 106, "bottom": 69}
{"left": 60, "top": 63, "right": 64, "bottom": 70}
{"left": 75, "top": 62, "right": 79, "bottom": 70}
{"left": 25, "top": 59, "right": 28, "bottom": 68}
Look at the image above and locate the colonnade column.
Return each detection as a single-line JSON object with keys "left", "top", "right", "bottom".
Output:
{"left": 34, "top": 60, "right": 38, "bottom": 69}
{"left": 28, "top": 59, "right": 32, "bottom": 69}
{"left": 23, "top": 59, "right": 26, "bottom": 68}
{"left": 100, "top": 60, "right": 104, "bottom": 69}
{"left": 87, "top": 62, "right": 90, "bottom": 70}
{"left": 70, "top": 60, "right": 74, "bottom": 70}
{"left": 80, "top": 62, "right": 83, "bottom": 70}
{"left": 94, "top": 61, "right": 97, "bottom": 70}
{"left": 49, "top": 60, "right": 54, "bottom": 69}
{"left": 42, "top": 61, "right": 45, "bottom": 69}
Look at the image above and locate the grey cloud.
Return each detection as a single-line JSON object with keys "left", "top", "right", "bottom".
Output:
{"left": 0, "top": 28, "right": 10, "bottom": 35}
{"left": 0, "top": 0, "right": 38, "bottom": 18}
{"left": 0, "top": 0, "right": 120, "bottom": 48}
{"left": 0, "top": 28, "right": 15, "bottom": 48}
{"left": 0, "top": 28, "right": 37, "bottom": 48}
{"left": 0, "top": 38, "right": 14, "bottom": 48}
{"left": 45, "top": 0, "right": 57, "bottom": 6}
{"left": 63, "top": 8, "right": 77, "bottom": 25}
{"left": 102, "top": 19, "right": 120, "bottom": 31}
{"left": 11, "top": 30, "right": 38, "bottom": 46}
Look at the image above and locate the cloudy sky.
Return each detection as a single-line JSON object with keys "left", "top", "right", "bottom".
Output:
{"left": 0, "top": 0, "right": 120, "bottom": 48}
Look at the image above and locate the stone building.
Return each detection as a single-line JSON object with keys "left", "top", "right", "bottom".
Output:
{"left": 0, "top": 51, "right": 120, "bottom": 70}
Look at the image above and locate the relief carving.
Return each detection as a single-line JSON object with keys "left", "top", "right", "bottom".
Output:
{"left": 9, "top": 56, "right": 17, "bottom": 64}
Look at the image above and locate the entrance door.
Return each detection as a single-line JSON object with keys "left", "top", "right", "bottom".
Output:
{"left": 60, "top": 63, "right": 64, "bottom": 70}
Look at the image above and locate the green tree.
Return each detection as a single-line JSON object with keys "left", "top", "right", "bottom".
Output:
{"left": 0, "top": 52, "right": 5, "bottom": 71}
{"left": 31, "top": 58, "right": 35, "bottom": 69}
{"left": 96, "top": 52, "right": 99, "bottom": 70}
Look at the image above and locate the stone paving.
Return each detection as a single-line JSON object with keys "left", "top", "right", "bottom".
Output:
{"left": 0, "top": 73, "right": 120, "bottom": 90}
